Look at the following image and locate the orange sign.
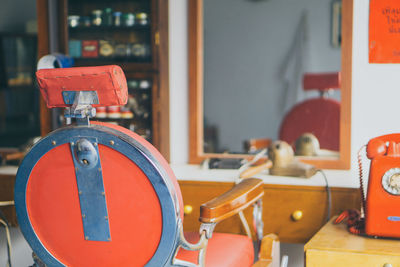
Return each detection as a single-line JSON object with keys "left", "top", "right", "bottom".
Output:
{"left": 369, "top": 0, "right": 400, "bottom": 63}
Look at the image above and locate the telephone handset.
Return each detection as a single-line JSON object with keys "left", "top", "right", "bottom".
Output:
{"left": 363, "top": 134, "right": 400, "bottom": 238}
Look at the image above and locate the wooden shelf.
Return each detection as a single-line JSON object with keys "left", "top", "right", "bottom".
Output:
{"left": 69, "top": 25, "right": 150, "bottom": 33}
{"left": 73, "top": 59, "right": 154, "bottom": 71}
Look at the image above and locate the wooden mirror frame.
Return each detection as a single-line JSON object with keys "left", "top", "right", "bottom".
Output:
{"left": 189, "top": 0, "right": 352, "bottom": 169}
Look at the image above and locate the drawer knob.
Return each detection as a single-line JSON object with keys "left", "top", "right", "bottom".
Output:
{"left": 383, "top": 264, "right": 393, "bottom": 267}
{"left": 291, "top": 210, "right": 303, "bottom": 221}
{"left": 184, "top": 205, "right": 193, "bottom": 215}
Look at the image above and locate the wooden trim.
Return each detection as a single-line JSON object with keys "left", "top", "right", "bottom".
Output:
{"left": 58, "top": 0, "right": 68, "bottom": 54}
{"left": 301, "top": 0, "right": 352, "bottom": 170}
{"left": 188, "top": 0, "right": 353, "bottom": 170}
{"left": 179, "top": 180, "right": 360, "bottom": 193}
{"left": 199, "top": 178, "right": 264, "bottom": 223}
{"left": 37, "top": 0, "right": 51, "bottom": 136}
{"left": 156, "top": 0, "right": 170, "bottom": 161}
{"left": 188, "top": 0, "right": 204, "bottom": 163}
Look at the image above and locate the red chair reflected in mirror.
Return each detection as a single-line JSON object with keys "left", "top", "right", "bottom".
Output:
{"left": 279, "top": 72, "right": 341, "bottom": 153}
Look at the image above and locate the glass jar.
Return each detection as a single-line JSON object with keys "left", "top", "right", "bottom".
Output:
{"left": 113, "top": 12, "right": 122, "bottom": 26}
{"left": 114, "top": 43, "right": 127, "bottom": 57}
{"left": 136, "top": 12, "right": 148, "bottom": 25}
{"left": 128, "top": 80, "right": 139, "bottom": 89}
{"left": 122, "top": 13, "right": 135, "bottom": 27}
{"left": 131, "top": 43, "right": 149, "bottom": 57}
{"left": 68, "top": 15, "right": 80, "bottom": 28}
{"left": 139, "top": 80, "right": 151, "bottom": 90}
{"left": 91, "top": 10, "right": 103, "bottom": 26}
{"left": 103, "top": 8, "right": 113, "bottom": 26}
{"left": 81, "top": 16, "right": 91, "bottom": 27}
{"left": 99, "top": 40, "right": 114, "bottom": 57}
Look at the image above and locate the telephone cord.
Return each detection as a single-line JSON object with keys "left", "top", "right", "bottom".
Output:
{"left": 357, "top": 145, "right": 367, "bottom": 217}
{"left": 316, "top": 169, "right": 331, "bottom": 222}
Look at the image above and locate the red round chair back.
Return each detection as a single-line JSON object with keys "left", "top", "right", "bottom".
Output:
{"left": 279, "top": 98, "right": 340, "bottom": 151}
{"left": 15, "top": 122, "right": 184, "bottom": 267}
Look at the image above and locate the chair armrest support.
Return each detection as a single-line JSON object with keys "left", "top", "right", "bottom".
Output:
{"left": 253, "top": 234, "right": 280, "bottom": 267}
{"left": 200, "top": 178, "right": 264, "bottom": 224}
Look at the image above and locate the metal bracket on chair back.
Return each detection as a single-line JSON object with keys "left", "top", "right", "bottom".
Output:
{"left": 63, "top": 91, "right": 98, "bottom": 126}
{"left": 253, "top": 199, "right": 264, "bottom": 242}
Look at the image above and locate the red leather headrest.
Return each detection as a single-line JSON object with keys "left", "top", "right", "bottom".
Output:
{"left": 303, "top": 72, "right": 341, "bottom": 92}
{"left": 36, "top": 65, "right": 128, "bottom": 108}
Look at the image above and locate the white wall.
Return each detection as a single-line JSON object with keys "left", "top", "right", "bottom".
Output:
{"left": 351, "top": 0, "right": 400, "bottom": 162}
{"left": 169, "top": 0, "right": 189, "bottom": 164}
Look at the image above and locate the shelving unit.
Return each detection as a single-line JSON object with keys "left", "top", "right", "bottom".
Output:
{"left": 37, "top": 0, "right": 170, "bottom": 160}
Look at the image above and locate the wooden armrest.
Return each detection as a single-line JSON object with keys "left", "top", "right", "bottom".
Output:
{"left": 199, "top": 178, "right": 264, "bottom": 223}
{"left": 5, "top": 152, "right": 25, "bottom": 162}
{"left": 244, "top": 138, "right": 272, "bottom": 152}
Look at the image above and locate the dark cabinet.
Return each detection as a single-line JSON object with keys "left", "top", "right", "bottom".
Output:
{"left": 37, "top": 0, "right": 170, "bottom": 160}
{"left": 0, "top": 33, "right": 40, "bottom": 148}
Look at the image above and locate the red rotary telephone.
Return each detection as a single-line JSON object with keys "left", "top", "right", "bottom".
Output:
{"left": 365, "top": 134, "right": 400, "bottom": 237}
{"left": 336, "top": 134, "right": 400, "bottom": 238}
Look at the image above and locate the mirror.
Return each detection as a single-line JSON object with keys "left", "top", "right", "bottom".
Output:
{"left": 189, "top": 0, "right": 352, "bottom": 169}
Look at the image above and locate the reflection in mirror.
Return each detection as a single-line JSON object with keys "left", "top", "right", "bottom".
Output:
{"left": 189, "top": 0, "right": 352, "bottom": 169}
{"left": 203, "top": 0, "right": 341, "bottom": 156}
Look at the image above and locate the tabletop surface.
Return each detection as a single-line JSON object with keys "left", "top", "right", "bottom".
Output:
{"left": 305, "top": 217, "right": 400, "bottom": 256}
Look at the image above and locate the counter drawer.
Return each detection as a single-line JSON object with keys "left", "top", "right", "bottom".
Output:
{"left": 262, "top": 185, "right": 360, "bottom": 243}
{"left": 179, "top": 181, "right": 360, "bottom": 243}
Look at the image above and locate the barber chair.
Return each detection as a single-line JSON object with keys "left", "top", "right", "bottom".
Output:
{"left": 15, "top": 65, "right": 279, "bottom": 267}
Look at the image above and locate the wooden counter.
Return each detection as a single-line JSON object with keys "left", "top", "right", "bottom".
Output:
{"left": 179, "top": 181, "right": 360, "bottom": 243}
{"left": 305, "top": 217, "right": 400, "bottom": 266}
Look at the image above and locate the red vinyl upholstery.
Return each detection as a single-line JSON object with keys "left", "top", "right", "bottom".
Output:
{"left": 26, "top": 142, "right": 163, "bottom": 266}
{"left": 279, "top": 98, "right": 340, "bottom": 151}
{"left": 279, "top": 72, "right": 341, "bottom": 151}
{"left": 36, "top": 65, "right": 128, "bottom": 108}
{"left": 176, "top": 232, "right": 254, "bottom": 267}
